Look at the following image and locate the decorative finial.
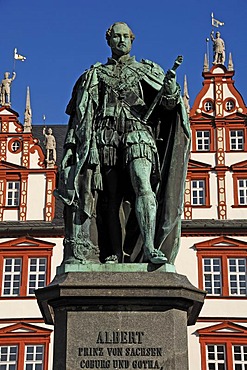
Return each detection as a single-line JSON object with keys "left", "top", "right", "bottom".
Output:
{"left": 24, "top": 86, "right": 32, "bottom": 132}
{"left": 0, "top": 72, "right": 16, "bottom": 107}
{"left": 183, "top": 75, "right": 190, "bottom": 114}
{"left": 203, "top": 53, "right": 209, "bottom": 72}
{"left": 14, "top": 48, "right": 26, "bottom": 62}
{"left": 211, "top": 13, "right": 224, "bottom": 28}
{"left": 228, "top": 52, "right": 234, "bottom": 71}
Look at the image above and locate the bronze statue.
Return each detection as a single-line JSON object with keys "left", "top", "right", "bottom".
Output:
{"left": 55, "top": 22, "right": 191, "bottom": 265}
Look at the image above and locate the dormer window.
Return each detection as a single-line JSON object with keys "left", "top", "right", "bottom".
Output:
{"left": 204, "top": 101, "right": 213, "bottom": 112}
{"left": 225, "top": 99, "right": 235, "bottom": 112}
{"left": 11, "top": 140, "right": 21, "bottom": 152}
{"left": 8, "top": 138, "right": 22, "bottom": 154}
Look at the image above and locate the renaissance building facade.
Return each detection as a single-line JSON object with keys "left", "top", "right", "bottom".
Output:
{"left": 177, "top": 54, "right": 247, "bottom": 369}
{"left": 0, "top": 48, "right": 247, "bottom": 369}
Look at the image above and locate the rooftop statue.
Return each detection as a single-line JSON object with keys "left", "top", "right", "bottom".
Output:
{"left": 211, "top": 31, "right": 225, "bottom": 65}
{"left": 55, "top": 22, "right": 191, "bottom": 265}
{"left": 0, "top": 72, "right": 16, "bottom": 106}
{"left": 43, "top": 127, "right": 57, "bottom": 166}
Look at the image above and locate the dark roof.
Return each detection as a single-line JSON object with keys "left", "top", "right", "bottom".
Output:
{"left": 0, "top": 220, "right": 64, "bottom": 238}
{"left": 32, "top": 124, "right": 67, "bottom": 167}
{"left": 1, "top": 218, "right": 247, "bottom": 238}
{"left": 182, "top": 219, "right": 247, "bottom": 236}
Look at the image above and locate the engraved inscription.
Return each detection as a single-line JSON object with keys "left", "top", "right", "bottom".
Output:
{"left": 77, "top": 331, "right": 164, "bottom": 369}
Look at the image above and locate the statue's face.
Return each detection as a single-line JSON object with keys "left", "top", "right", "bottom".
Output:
{"left": 109, "top": 23, "right": 132, "bottom": 57}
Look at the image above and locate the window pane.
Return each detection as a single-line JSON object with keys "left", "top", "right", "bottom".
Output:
{"left": 228, "top": 258, "right": 247, "bottom": 296}
{"left": 24, "top": 345, "right": 44, "bottom": 370}
{"left": 27, "top": 258, "right": 47, "bottom": 295}
{"left": 196, "top": 131, "right": 210, "bottom": 151}
{"left": 191, "top": 180, "right": 206, "bottom": 206}
{"left": 230, "top": 130, "right": 244, "bottom": 150}
{"left": 6, "top": 182, "right": 20, "bottom": 207}
{"left": 238, "top": 179, "right": 247, "bottom": 205}
{"left": 233, "top": 345, "right": 247, "bottom": 369}
{"left": 203, "top": 258, "right": 222, "bottom": 295}
{"left": 0, "top": 346, "right": 18, "bottom": 370}
{"left": 207, "top": 344, "right": 226, "bottom": 370}
{"left": 2, "top": 259, "right": 22, "bottom": 296}
{"left": 204, "top": 101, "right": 213, "bottom": 112}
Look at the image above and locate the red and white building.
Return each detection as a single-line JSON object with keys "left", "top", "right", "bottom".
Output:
{"left": 176, "top": 56, "right": 247, "bottom": 369}
{"left": 0, "top": 102, "right": 64, "bottom": 370}
{"left": 0, "top": 51, "right": 247, "bottom": 369}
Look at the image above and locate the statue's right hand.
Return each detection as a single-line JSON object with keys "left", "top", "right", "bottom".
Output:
{"left": 61, "top": 148, "right": 73, "bottom": 170}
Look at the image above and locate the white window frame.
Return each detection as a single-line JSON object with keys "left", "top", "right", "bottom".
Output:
{"left": 230, "top": 130, "right": 244, "bottom": 151}
{"left": 204, "top": 101, "right": 213, "bottom": 112}
{"left": 6, "top": 181, "right": 20, "bottom": 206}
{"left": 233, "top": 345, "right": 247, "bottom": 369}
{"left": 27, "top": 258, "right": 47, "bottom": 295}
{"left": 238, "top": 179, "right": 247, "bottom": 205}
{"left": 226, "top": 100, "right": 235, "bottom": 111}
{"left": 196, "top": 130, "right": 210, "bottom": 151}
{"left": 203, "top": 258, "right": 222, "bottom": 295}
{"left": 206, "top": 344, "right": 226, "bottom": 369}
{"left": 192, "top": 180, "right": 206, "bottom": 205}
{"left": 228, "top": 258, "right": 247, "bottom": 296}
{"left": 2, "top": 258, "right": 22, "bottom": 296}
{"left": 24, "top": 345, "right": 44, "bottom": 370}
{"left": 11, "top": 141, "right": 21, "bottom": 152}
{"left": 0, "top": 345, "right": 18, "bottom": 369}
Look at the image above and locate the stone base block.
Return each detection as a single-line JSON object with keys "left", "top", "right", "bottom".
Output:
{"left": 36, "top": 267, "right": 205, "bottom": 370}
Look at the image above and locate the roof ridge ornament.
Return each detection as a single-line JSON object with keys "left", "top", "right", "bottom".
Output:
{"left": 228, "top": 52, "right": 234, "bottom": 71}
{"left": 203, "top": 53, "right": 209, "bottom": 72}
{"left": 183, "top": 74, "right": 190, "bottom": 114}
{"left": 24, "top": 86, "right": 32, "bottom": 132}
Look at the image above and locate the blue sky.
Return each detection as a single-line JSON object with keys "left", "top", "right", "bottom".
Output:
{"left": 1, "top": 0, "right": 247, "bottom": 125}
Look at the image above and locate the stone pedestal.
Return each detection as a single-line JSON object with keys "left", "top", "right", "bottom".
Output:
{"left": 36, "top": 266, "right": 205, "bottom": 370}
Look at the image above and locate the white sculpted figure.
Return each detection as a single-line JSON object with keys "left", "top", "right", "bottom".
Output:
{"left": 43, "top": 127, "right": 56, "bottom": 163}
{"left": 211, "top": 31, "right": 225, "bottom": 65}
{"left": 0, "top": 72, "right": 16, "bottom": 106}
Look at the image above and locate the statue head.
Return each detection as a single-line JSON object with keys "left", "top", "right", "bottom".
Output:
{"left": 48, "top": 128, "right": 53, "bottom": 134}
{"left": 216, "top": 31, "right": 220, "bottom": 38}
{"left": 4, "top": 72, "right": 10, "bottom": 79}
{"left": 106, "top": 22, "right": 135, "bottom": 57}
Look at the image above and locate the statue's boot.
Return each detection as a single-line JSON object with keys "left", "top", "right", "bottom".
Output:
{"left": 144, "top": 248, "right": 167, "bottom": 264}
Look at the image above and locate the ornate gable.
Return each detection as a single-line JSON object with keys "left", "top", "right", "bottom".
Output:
{"left": 231, "top": 160, "right": 247, "bottom": 172}
{"left": 188, "top": 159, "right": 212, "bottom": 172}
{"left": 0, "top": 236, "right": 55, "bottom": 251}
{"left": 194, "top": 235, "right": 247, "bottom": 251}
{"left": 0, "top": 322, "right": 52, "bottom": 337}
{"left": 197, "top": 321, "right": 247, "bottom": 337}
{"left": 190, "top": 65, "right": 247, "bottom": 119}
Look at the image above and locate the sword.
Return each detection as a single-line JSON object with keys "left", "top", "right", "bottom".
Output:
{"left": 142, "top": 55, "right": 183, "bottom": 124}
